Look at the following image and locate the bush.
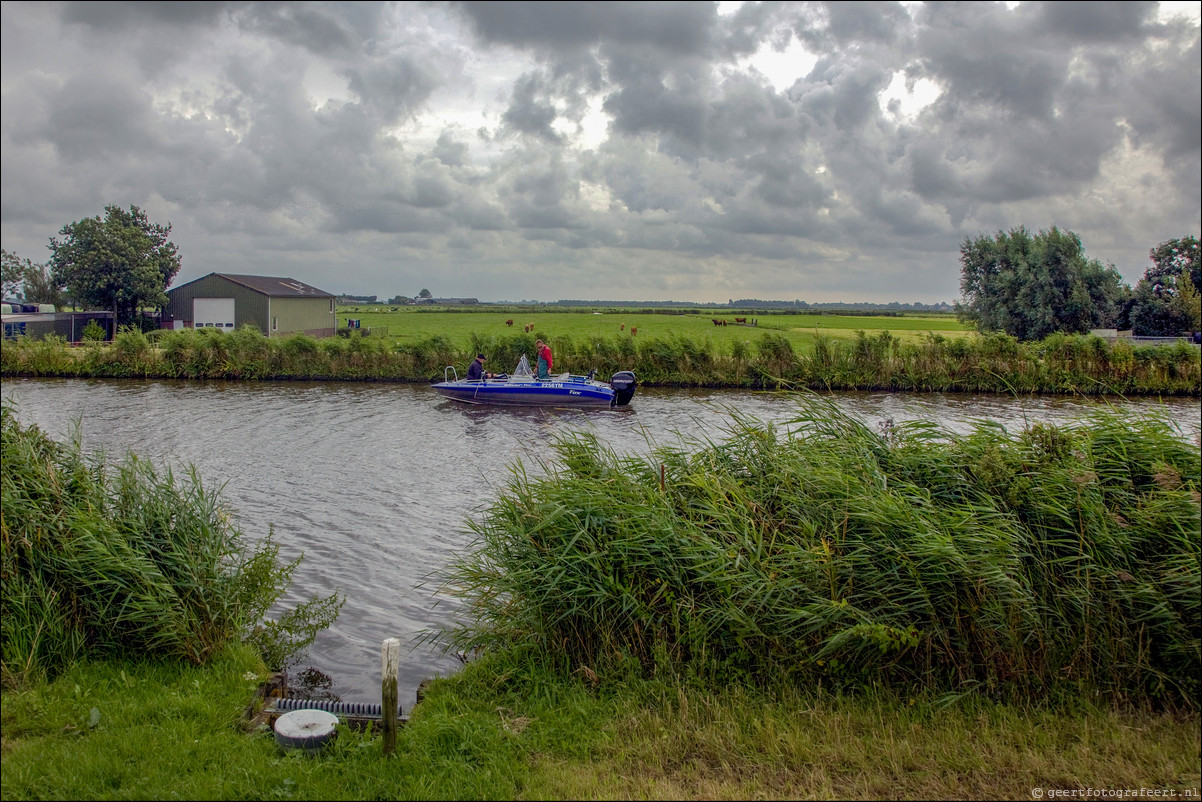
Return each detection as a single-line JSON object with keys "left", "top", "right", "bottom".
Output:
{"left": 0, "top": 399, "right": 343, "bottom": 687}
{"left": 81, "top": 320, "right": 106, "bottom": 341}
{"left": 436, "top": 399, "right": 1201, "bottom": 707}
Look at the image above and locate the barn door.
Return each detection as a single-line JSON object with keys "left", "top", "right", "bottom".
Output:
{"left": 193, "top": 298, "right": 235, "bottom": 330}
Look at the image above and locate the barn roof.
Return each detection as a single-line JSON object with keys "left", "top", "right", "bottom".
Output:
{"left": 170, "top": 273, "right": 334, "bottom": 298}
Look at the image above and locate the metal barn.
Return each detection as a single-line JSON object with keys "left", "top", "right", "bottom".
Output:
{"left": 165, "top": 273, "right": 336, "bottom": 338}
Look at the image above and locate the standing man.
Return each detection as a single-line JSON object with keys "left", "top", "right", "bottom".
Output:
{"left": 535, "top": 339, "right": 553, "bottom": 379}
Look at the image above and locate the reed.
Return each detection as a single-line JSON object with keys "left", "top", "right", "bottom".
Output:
{"left": 0, "top": 399, "right": 343, "bottom": 687}
{"left": 2, "top": 326, "right": 1198, "bottom": 395}
{"left": 435, "top": 398, "right": 1201, "bottom": 707}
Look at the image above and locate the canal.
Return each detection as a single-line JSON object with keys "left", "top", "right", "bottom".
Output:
{"left": 4, "top": 377, "right": 1198, "bottom": 708}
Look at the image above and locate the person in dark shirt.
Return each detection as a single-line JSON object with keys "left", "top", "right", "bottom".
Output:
{"left": 466, "top": 353, "right": 493, "bottom": 380}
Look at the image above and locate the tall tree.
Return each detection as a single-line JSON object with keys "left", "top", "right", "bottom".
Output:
{"left": 955, "top": 226, "right": 1128, "bottom": 341}
{"left": 48, "top": 205, "right": 181, "bottom": 326}
{"left": 1129, "top": 236, "right": 1201, "bottom": 336}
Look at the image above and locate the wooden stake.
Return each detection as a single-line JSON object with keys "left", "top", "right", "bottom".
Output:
{"left": 381, "top": 637, "right": 400, "bottom": 756}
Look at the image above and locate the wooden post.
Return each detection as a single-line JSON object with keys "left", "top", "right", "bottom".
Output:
{"left": 381, "top": 637, "right": 400, "bottom": 756}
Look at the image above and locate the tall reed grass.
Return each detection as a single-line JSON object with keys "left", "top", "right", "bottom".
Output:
{"left": 435, "top": 399, "right": 1201, "bottom": 707}
{"left": 1, "top": 326, "right": 1198, "bottom": 395}
{"left": 0, "top": 399, "right": 343, "bottom": 687}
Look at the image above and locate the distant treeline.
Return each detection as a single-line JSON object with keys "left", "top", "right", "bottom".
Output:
{"left": 2, "top": 325, "right": 1198, "bottom": 396}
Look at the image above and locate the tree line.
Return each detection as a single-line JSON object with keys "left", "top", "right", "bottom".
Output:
{"left": 957, "top": 227, "right": 1200, "bottom": 340}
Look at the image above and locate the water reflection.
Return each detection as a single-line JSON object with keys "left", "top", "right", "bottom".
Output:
{"left": 3, "top": 378, "right": 1198, "bottom": 707}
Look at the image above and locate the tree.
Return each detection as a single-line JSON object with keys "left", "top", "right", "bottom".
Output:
{"left": 1129, "top": 236, "right": 1200, "bottom": 336}
{"left": 48, "top": 205, "right": 181, "bottom": 325}
{"left": 21, "top": 263, "right": 65, "bottom": 307}
{"left": 1, "top": 249, "right": 64, "bottom": 306}
{"left": 1148, "top": 236, "right": 1201, "bottom": 292}
{"left": 417, "top": 288, "right": 432, "bottom": 299}
{"left": 2, "top": 248, "right": 31, "bottom": 298}
{"left": 955, "top": 226, "right": 1129, "bottom": 341}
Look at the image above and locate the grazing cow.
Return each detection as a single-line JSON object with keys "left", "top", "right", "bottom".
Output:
{"left": 620, "top": 323, "right": 625, "bottom": 331}
{"left": 505, "top": 319, "right": 514, "bottom": 327}
{"left": 525, "top": 322, "right": 535, "bottom": 332}
{"left": 735, "top": 317, "right": 746, "bottom": 324}
{"left": 630, "top": 327, "right": 637, "bottom": 336}
{"left": 712, "top": 319, "right": 721, "bottom": 326}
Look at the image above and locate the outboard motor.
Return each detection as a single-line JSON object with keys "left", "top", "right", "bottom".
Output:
{"left": 610, "top": 371, "right": 637, "bottom": 406}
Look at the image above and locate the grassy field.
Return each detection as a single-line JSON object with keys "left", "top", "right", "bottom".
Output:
{"left": 337, "top": 305, "right": 972, "bottom": 354}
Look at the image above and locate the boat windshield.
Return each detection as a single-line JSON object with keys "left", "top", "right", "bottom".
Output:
{"left": 509, "top": 354, "right": 537, "bottom": 383}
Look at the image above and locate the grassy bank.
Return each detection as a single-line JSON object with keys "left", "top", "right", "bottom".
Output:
{"left": 2, "top": 647, "right": 1198, "bottom": 801}
{"left": 2, "top": 323, "right": 1199, "bottom": 395}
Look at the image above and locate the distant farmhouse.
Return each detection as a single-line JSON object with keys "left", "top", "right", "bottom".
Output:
{"left": 166, "top": 273, "right": 336, "bottom": 338}
{"left": 418, "top": 297, "right": 478, "bottom": 305}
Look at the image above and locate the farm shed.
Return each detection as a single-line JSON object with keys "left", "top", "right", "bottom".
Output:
{"left": 165, "top": 273, "right": 336, "bottom": 338}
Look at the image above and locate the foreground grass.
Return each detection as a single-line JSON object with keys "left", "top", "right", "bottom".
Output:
{"left": 2, "top": 647, "right": 1198, "bottom": 801}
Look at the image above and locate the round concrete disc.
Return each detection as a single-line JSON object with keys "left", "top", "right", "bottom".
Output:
{"left": 274, "top": 709, "right": 339, "bottom": 753}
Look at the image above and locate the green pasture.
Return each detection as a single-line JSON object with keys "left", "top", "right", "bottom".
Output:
{"left": 337, "top": 305, "right": 971, "bottom": 354}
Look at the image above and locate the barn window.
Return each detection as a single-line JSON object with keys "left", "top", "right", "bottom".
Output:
{"left": 272, "top": 316, "right": 278, "bottom": 332}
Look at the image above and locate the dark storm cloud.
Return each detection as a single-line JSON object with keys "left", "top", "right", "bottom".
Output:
{"left": 1036, "top": 0, "right": 1160, "bottom": 41}
{"left": 454, "top": 0, "right": 717, "bottom": 55}
{"left": 62, "top": 1, "right": 233, "bottom": 30}
{"left": 236, "top": 2, "right": 360, "bottom": 54}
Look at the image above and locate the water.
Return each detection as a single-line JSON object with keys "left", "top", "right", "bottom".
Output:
{"left": 4, "top": 377, "right": 1198, "bottom": 707}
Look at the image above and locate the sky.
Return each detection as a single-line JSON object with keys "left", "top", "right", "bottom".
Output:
{"left": 1, "top": 1, "right": 1199, "bottom": 304}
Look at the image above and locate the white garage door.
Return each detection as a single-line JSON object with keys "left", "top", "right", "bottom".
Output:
{"left": 193, "top": 297, "right": 235, "bottom": 330}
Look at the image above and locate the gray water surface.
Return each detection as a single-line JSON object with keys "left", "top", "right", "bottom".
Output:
{"left": 4, "top": 377, "right": 1198, "bottom": 707}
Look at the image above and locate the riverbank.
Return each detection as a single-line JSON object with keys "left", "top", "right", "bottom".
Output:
{"left": 2, "top": 325, "right": 1199, "bottom": 395}
{"left": 2, "top": 647, "right": 1198, "bottom": 801}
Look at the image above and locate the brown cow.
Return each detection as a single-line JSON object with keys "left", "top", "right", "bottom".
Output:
{"left": 735, "top": 317, "right": 746, "bottom": 324}
{"left": 712, "top": 319, "right": 721, "bottom": 326}
{"left": 630, "top": 327, "right": 637, "bottom": 336}
{"left": 505, "top": 319, "right": 514, "bottom": 327}
{"left": 620, "top": 323, "right": 625, "bottom": 331}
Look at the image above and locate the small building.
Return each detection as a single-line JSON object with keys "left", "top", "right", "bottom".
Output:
{"left": 165, "top": 273, "right": 336, "bottom": 338}
{"left": 2, "top": 308, "right": 114, "bottom": 342}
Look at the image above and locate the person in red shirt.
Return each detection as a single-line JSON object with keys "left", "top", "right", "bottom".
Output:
{"left": 535, "top": 339, "right": 553, "bottom": 379}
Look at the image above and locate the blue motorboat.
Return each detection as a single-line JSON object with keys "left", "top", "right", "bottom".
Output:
{"left": 433, "top": 355, "right": 637, "bottom": 408}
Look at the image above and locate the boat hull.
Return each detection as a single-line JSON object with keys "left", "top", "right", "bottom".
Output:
{"left": 432, "top": 376, "right": 627, "bottom": 407}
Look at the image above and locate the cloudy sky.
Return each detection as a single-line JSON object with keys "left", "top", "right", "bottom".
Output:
{"left": 2, "top": 1, "right": 1199, "bottom": 304}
